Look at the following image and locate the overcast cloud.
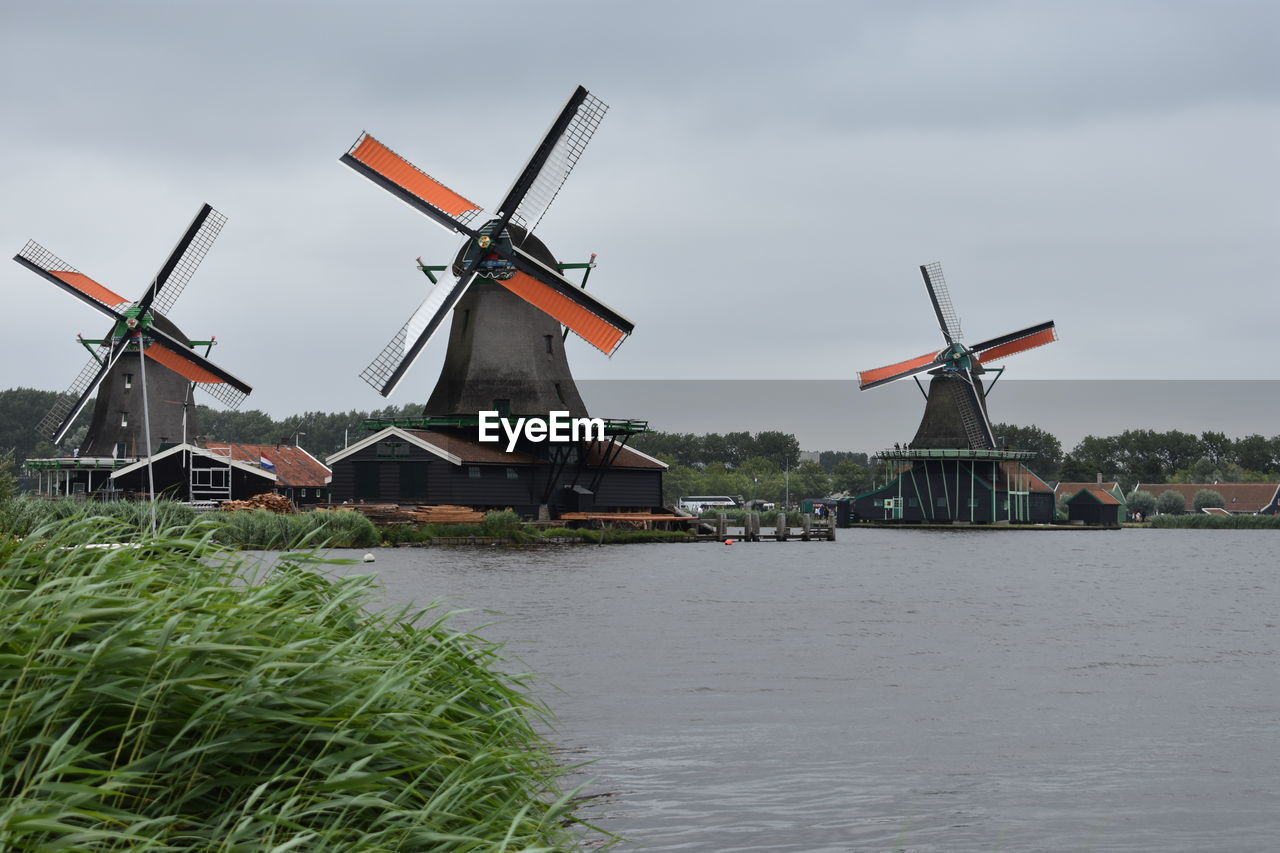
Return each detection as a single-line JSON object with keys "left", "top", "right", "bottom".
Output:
{"left": 2, "top": 1, "right": 1276, "bottom": 427}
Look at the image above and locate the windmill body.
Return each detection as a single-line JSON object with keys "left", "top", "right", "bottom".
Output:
{"left": 851, "top": 262, "right": 1059, "bottom": 524}
{"left": 78, "top": 313, "right": 200, "bottom": 457}
{"left": 15, "top": 205, "right": 252, "bottom": 497}
{"left": 332, "top": 86, "right": 663, "bottom": 516}
{"left": 424, "top": 224, "right": 590, "bottom": 419}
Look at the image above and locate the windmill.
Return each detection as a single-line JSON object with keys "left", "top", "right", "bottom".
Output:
{"left": 340, "top": 85, "right": 632, "bottom": 418}
{"left": 14, "top": 204, "right": 251, "bottom": 464}
{"left": 333, "top": 86, "right": 660, "bottom": 515}
{"left": 852, "top": 262, "right": 1059, "bottom": 523}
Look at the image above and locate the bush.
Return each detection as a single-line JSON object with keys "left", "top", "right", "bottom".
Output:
{"left": 0, "top": 518, "right": 584, "bottom": 850}
{"left": 1127, "top": 489, "right": 1157, "bottom": 520}
{"left": 1193, "top": 489, "right": 1225, "bottom": 511}
{"left": 1156, "top": 489, "right": 1187, "bottom": 515}
{"left": 1150, "top": 513, "right": 1280, "bottom": 529}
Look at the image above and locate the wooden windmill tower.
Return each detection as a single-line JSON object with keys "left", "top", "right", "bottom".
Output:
{"left": 14, "top": 204, "right": 251, "bottom": 492}
{"left": 853, "top": 263, "right": 1059, "bottom": 523}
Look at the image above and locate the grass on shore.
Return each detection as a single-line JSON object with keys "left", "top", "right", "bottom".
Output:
{"left": 0, "top": 517, "right": 590, "bottom": 850}
{"left": 1149, "top": 513, "right": 1280, "bottom": 529}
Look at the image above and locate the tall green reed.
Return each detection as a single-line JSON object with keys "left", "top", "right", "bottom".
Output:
{"left": 0, "top": 517, "right": 588, "bottom": 851}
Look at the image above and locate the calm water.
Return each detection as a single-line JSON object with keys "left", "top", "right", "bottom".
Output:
{"left": 316, "top": 530, "right": 1278, "bottom": 852}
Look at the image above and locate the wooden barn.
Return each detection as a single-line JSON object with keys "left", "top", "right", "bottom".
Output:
{"left": 851, "top": 451, "right": 1055, "bottom": 524}
{"left": 1064, "top": 487, "right": 1122, "bottom": 526}
{"left": 326, "top": 426, "right": 665, "bottom": 517}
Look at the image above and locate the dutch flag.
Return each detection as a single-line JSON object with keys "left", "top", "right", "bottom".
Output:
{"left": 260, "top": 455, "right": 276, "bottom": 471}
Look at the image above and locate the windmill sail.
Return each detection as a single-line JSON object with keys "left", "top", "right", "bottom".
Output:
{"left": 973, "top": 321, "right": 1058, "bottom": 364}
{"left": 921, "top": 262, "right": 963, "bottom": 344}
{"left": 145, "top": 204, "right": 228, "bottom": 316}
{"left": 497, "top": 86, "right": 609, "bottom": 234}
{"left": 37, "top": 345, "right": 117, "bottom": 441}
{"left": 359, "top": 268, "right": 474, "bottom": 396}
{"left": 341, "top": 133, "right": 484, "bottom": 235}
{"left": 504, "top": 243, "right": 632, "bottom": 354}
{"left": 857, "top": 351, "right": 940, "bottom": 390}
{"left": 14, "top": 242, "right": 131, "bottom": 317}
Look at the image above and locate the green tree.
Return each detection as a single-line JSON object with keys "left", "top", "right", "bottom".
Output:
{"left": 1234, "top": 434, "right": 1278, "bottom": 474}
{"left": 992, "top": 422, "right": 1063, "bottom": 481}
{"left": 1156, "top": 489, "right": 1186, "bottom": 515}
{"left": 789, "top": 460, "right": 831, "bottom": 501}
{"left": 1193, "top": 489, "right": 1225, "bottom": 511}
{"left": 831, "top": 457, "right": 872, "bottom": 495}
{"left": 754, "top": 431, "right": 801, "bottom": 470}
{"left": 1127, "top": 490, "right": 1157, "bottom": 520}
{"left": 0, "top": 450, "right": 17, "bottom": 502}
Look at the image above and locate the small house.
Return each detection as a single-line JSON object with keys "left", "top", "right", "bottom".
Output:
{"left": 1065, "top": 487, "right": 1122, "bottom": 526}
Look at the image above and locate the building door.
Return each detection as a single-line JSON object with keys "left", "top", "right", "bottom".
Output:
{"left": 353, "top": 462, "right": 381, "bottom": 501}
{"left": 398, "top": 462, "right": 428, "bottom": 503}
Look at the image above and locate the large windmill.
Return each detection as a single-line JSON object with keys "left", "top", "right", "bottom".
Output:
{"left": 852, "top": 262, "right": 1058, "bottom": 523}
{"left": 330, "top": 86, "right": 663, "bottom": 515}
{"left": 340, "top": 84, "right": 632, "bottom": 418}
{"left": 14, "top": 204, "right": 251, "bottom": 491}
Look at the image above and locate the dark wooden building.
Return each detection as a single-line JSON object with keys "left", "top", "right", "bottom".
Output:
{"left": 851, "top": 451, "right": 1055, "bottom": 524}
{"left": 1065, "top": 487, "right": 1122, "bottom": 526}
{"left": 326, "top": 426, "right": 665, "bottom": 517}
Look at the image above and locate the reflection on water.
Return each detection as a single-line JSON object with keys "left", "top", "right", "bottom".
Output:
{"left": 316, "top": 530, "right": 1279, "bottom": 852}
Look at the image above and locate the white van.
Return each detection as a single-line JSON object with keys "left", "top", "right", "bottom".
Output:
{"left": 677, "top": 495, "right": 739, "bottom": 513}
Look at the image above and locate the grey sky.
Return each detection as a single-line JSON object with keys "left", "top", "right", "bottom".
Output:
{"left": 2, "top": 1, "right": 1276, "bottom": 435}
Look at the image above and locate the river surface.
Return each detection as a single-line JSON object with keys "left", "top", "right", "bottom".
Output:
{"left": 314, "top": 529, "right": 1278, "bottom": 852}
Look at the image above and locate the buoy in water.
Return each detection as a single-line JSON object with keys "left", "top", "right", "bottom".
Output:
{"left": 723, "top": 539, "right": 734, "bottom": 546}
{"left": 362, "top": 553, "right": 376, "bottom": 563}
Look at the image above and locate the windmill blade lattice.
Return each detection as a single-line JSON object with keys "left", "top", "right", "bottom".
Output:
{"left": 146, "top": 205, "right": 228, "bottom": 316}
{"left": 921, "top": 262, "right": 963, "bottom": 344}
{"left": 37, "top": 346, "right": 113, "bottom": 439}
{"left": 500, "top": 87, "right": 609, "bottom": 234}
{"left": 360, "top": 268, "right": 472, "bottom": 397}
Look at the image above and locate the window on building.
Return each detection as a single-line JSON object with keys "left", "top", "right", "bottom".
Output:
{"left": 123, "top": 374, "right": 133, "bottom": 389}
{"left": 468, "top": 466, "right": 481, "bottom": 479}
{"left": 506, "top": 467, "right": 520, "bottom": 480}
{"left": 544, "top": 334, "right": 553, "bottom": 353}
{"left": 120, "top": 412, "right": 128, "bottom": 427}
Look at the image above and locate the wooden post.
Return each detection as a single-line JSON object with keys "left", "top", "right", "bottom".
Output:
{"left": 716, "top": 512, "right": 727, "bottom": 540}
{"left": 802, "top": 513, "right": 812, "bottom": 541}
{"left": 775, "top": 512, "right": 788, "bottom": 541}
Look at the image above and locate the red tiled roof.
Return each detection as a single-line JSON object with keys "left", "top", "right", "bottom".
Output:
{"left": 990, "top": 462, "right": 1053, "bottom": 493}
{"left": 204, "top": 443, "right": 331, "bottom": 487}
{"left": 1055, "top": 481, "right": 1121, "bottom": 498}
{"left": 1066, "top": 487, "right": 1121, "bottom": 506}
{"left": 1135, "top": 483, "right": 1280, "bottom": 513}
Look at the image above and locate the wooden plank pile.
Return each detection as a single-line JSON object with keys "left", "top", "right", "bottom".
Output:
{"left": 410, "top": 505, "right": 485, "bottom": 524}
{"left": 219, "top": 493, "right": 296, "bottom": 514}
{"left": 344, "top": 504, "right": 486, "bottom": 525}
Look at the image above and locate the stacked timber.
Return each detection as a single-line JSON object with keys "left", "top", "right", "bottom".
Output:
{"left": 219, "top": 493, "right": 296, "bottom": 514}
{"left": 410, "top": 505, "right": 485, "bottom": 524}
{"left": 344, "top": 504, "right": 486, "bottom": 525}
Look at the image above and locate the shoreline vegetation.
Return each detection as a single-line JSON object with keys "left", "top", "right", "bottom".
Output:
{"left": 0, "top": 517, "right": 604, "bottom": 850}
{"left": 0, "top": 497, "right": 695, "bottom": 549}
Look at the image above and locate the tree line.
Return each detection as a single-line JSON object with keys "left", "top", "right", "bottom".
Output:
{"left": 3, "top": 388, "right": 1277, "bottom": 500}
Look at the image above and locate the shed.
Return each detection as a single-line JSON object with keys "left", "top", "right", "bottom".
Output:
{"left": 1065, "top": 487, "right": 1121, "bottom": 526}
